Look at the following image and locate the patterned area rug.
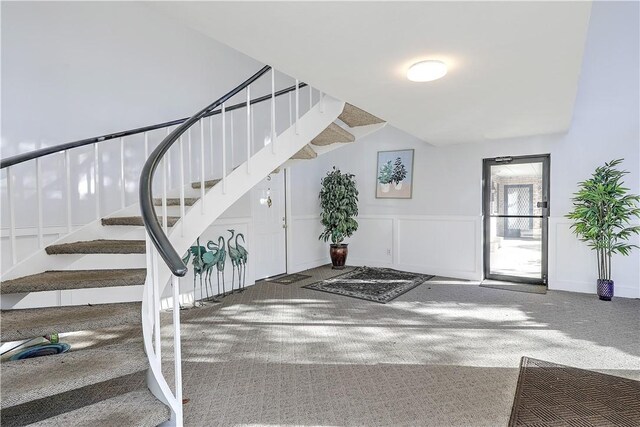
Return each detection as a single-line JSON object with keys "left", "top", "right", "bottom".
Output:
{"left": 510, "top": 357, "right": 640, "bottom": 426}
{"left": 303, "top": 267, "right": 433, "bottom": 303}
{"left": 265, "top": 273, "right": 312, "bottom": 285}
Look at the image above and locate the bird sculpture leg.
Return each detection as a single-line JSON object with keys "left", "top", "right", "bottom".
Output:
{"left": 236, "top": 265, "right": 242, "bottom": 293}
{"left": 242, "top": 262, "right": 247, "bottom": 291}
{"left": 209, "top": 271, "right": 220, "bottom": 302}
{"left": 231, "top": 265, "right": 236, "bottom": 294}
{"left": 192, "top": 273, "right": 197, "bottom": 308}
{"left": 208, "top": 271, "right": 215, "bottom": 301}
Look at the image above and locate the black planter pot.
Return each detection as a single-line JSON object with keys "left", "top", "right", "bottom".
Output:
{"left": 329, "top": 244, "right": 348, "bottom": 269}
{"left": 597, "top": 279, "right": 614, "bottom": 301}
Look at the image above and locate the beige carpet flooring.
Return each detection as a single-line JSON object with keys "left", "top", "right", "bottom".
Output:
{"left": 61, "top": 265, "right": 640, "bottom": 426}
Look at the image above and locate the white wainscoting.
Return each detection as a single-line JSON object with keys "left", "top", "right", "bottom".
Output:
{"left": 548, "top": 217, "right": 640, "bottom": 298}
{"left": 289, "top": 214, "right": 483, "bottom": 281}
{"left": 288, "top": 215, "right": 329, "bottom": 273}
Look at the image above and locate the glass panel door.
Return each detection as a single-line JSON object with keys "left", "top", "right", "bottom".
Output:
{"left": 483, "top": 155, "right": 550, "bottom": 284}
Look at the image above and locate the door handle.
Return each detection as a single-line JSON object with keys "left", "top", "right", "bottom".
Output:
{"left": 536, "top": 201, "right": 548, "bottom": 208}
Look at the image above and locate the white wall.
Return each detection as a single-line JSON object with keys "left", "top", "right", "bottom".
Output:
{"left": 287, "top": 1, "right": 640, "bottom": 298}
{"left": 0, "top": 1, "right": 315, "bottom": 274}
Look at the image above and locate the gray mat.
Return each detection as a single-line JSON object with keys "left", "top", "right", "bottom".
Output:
{"left": 510, "top": 357, "right": 640, "bottom": 426}
{"left": 303, "top": 266, "right": 433, "bottom": 303}
{"left": 265, "top": 273, "right": 312, "bottom": 285}
{"left": 480, "top": 281, "right": 547, "bottom": 294}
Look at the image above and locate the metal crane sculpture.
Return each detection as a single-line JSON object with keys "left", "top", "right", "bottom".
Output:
{"left": 235, "top": 233, "right": 248, "bottom": 292}
{"left": 227, "top": 229, "right": 243, "bottom": 294}
{"left": 205, "top": 236, "right": 226, "bottom": 300}
{"left": 182, "top": 237, "right": 209, "bottom": 307}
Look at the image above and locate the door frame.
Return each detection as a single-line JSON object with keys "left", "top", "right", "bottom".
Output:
{"left": 252, "top": 169, "right": 289, "bottom": 281}
{"left": 482, "top": 154, "right": 550, "bottom": 285}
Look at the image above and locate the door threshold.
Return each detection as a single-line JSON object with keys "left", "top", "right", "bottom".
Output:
{"left": 480, "top": 280, "right": 547, "bottom": 295}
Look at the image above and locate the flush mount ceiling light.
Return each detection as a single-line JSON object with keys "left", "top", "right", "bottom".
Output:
{"left": 406, "top": 60, "right": 448, "bottom": 82}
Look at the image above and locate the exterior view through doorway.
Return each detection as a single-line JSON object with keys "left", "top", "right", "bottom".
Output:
{"left": 483, "top": 155, "right": 550, "bottom": 285}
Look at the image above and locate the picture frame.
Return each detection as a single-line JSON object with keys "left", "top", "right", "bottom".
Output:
{"left": 376, "top": 149, "right": 414, "bottom": 199}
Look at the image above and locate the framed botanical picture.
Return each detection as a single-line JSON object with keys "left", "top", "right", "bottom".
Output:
{"left": 376, "top": 149, "right": 414, "bottom": 199}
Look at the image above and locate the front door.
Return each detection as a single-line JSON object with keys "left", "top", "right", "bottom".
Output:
{"left": 252, "top": 171, "right": 287, "bottom": 280}
{"left": 483, "top": 155, "right": 550, "bottom": 284}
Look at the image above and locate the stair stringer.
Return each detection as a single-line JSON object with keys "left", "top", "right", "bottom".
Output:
{"left": 281, "top": 121, "right": 387, "bottom": 168}
{"left": 153, "top": 96, "right": 345, "bottom": 297}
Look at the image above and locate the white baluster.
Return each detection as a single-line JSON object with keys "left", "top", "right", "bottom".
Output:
{"left": 144, "top": 131, "right": 149, "bottom": 159}
{"left": 222, "top": 103, "right": 227, "bottom": 194}
{"left": 309, "top": 85, "right": 313, "bottom": 111}
{"left": 64, "top": 150, "right": 72, "bottom": 233}
{"left": 172, "top": 274, "right": 184, "bottom": 426}
{"left": 246, "top": 86, "right": 251, "bottom": 173}
{"left": 295, "top": 79, "right": 300, "bottom": 135}
{"left": 166, "top": 128, "right": 172, "bottom": 192}
{"left": 94, "top": 143, "right": 100, "bottom": 219}
{"left": 162, "top": 157, "right": 168, "bottom": 233}
{"left": 151, "top": 247, "right": 162, "bottom": 360}
{"left": 120, "top": 137, "right": 126, "bottom": 209}
{"left": 6, "top": 167, "right": 17, "bottom": 265}
{"left": 209, "top": 116, "right": 214, "bottom": 181}
{"left": 36, "top": 158, "right": 43, "bottom": 248}
{"left": 251, "top": 105, "right": 255, "bottom": 154}
{"left": 187, "top": 128, "right": 193, "bottom": 183}
{"left": 144, "top": 233, "right": 154, "bottom": 323}
{"left": 179, "top": 136, "right": 186, "bottom": 237}
{"left": 288, "top": 91, "right": 293, "bottom": 127}
{"left": 230, "top": 111, "right": 235, "bottom": 170}
{"left": 271, "top": 69, "right": 276, "bottom": 153}
{"left": 200, "top": 119, "right": 205, "bottom": 213}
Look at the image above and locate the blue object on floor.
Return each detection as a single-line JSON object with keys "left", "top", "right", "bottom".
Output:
{"left": 10, "top": 343, "right": 70, "bottom": 360}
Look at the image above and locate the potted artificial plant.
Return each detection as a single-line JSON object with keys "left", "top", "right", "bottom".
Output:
{"left": 566, "top": 159, "right": 640, "bottom": 300}
{"left": 319, "top": 167, "right": 359, "bottom": 269}
{"left": 378, "top": 160, "right": 393, "bottom": 193}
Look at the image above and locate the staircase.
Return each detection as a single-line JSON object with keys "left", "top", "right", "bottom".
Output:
{"left": 0, "top": 66, "right": 384, "bottom": 426}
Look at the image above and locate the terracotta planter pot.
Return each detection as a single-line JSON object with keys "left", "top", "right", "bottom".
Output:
{"left": 330, "top": 244, "right": 348, "bottom": 269}
{"left": 597, "top": 279, "right": 614, "bottom": 301}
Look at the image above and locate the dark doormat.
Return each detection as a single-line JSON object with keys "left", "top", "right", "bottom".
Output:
{"left": 302, "top": 266, "right": 433, "bottom": 303}
{"left": 509, "top": 357, "right": 640, "bottom": 426}
{"left": 480, "top": 280, "right": 547, "bottom": 294}
{"left": 265, "top": 273, "right": 312, "bottom": 285}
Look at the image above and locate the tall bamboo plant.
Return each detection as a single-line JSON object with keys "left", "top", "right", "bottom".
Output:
{"left": 566, "top": 159, "right": 640, "bottom": 280}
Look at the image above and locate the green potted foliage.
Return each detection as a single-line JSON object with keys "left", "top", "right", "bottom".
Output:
{"left": 319, "top": 167, "right": 359, "bottom": 269}
{"left": 566, "top": 159, "right": 640, "bottom": 300}
{"left": 378, "top": 160, "right": 393, "bottom": 193}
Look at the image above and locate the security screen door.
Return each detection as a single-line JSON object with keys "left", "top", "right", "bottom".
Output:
{"left": 483, "top": 155, "right": 550, "bottom": 285}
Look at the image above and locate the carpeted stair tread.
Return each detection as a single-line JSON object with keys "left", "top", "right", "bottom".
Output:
{"left": 153, "top": 197, "right": 198, "bottom": 206}
{"left": 311, "top": 122, "right": 355, "bottom": 146}
{"left": 1, "top": 302, "right": 141, "bottom": 342}
{"left": 29, "top": 389, "right": 170, "bottom": 427}
{"left": 290, "top": 144, "right": 318, "bottom": 160}
{"left": 1, "top": 343, "right": 147, "bottom": 409}
{"left": 338, "top": 103, "right": 385, "bottom": 127}
{"left": 0, "top": 269, "right": 146, "bottom": 294}
{"left": 0, "top": 370, "right": 147, "bottom": 426}
{"left": 102, "top": 216, "right": 179, "bottom": 227}
{"left": 191, "top": 178, "right": 221, "bottom": 189}
{"left": 45, "top": 239, "right": 145, "bottom": 255}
